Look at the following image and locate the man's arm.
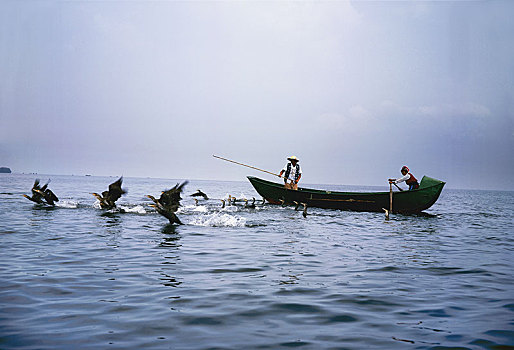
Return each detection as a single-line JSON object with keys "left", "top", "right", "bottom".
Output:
{"left": 279, "top": 169, "right": 288, "bottom": 183}
{"left": 394, "top": 174, "right": 410, "bottom": 184}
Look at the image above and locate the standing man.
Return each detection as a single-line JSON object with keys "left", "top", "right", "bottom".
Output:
{"left": 279, "top": 156, "right": 302, "bottom": 190}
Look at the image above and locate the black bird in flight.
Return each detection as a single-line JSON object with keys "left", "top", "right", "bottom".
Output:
{"left": 190, "top": 189, "right": 209, "bottom": 200}
{"left": 23, "top": 179, "right": 59, "bottom": 206}
{"left": 92, "top": 176, "right": 127, "bottom": 209}
{"left": 147, "top": 181, "right": 188, "bottom": 225}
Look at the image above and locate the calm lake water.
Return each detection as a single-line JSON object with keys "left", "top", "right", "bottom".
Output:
{"left": 1, "top": 174, "right": 513, "bottom": 349}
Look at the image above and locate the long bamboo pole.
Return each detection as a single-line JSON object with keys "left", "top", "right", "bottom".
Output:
{"left": 213, "top": 155, "right": 283, "bottom": 178}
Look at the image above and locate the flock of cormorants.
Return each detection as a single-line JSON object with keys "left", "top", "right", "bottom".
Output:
{"left": 23, "top": 177, "right": 190, "bottom": 225}
{"left": 22, "top": 177, "right": 302, "bottom": 225}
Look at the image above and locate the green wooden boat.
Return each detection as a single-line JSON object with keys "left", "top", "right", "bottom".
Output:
{"left": 248, "top": 176, "right": 445, "bottom": 213}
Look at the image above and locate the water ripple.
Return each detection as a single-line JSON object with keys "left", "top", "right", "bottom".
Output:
{"left": 0, "top": 175, "right": 513, "bottom": 349}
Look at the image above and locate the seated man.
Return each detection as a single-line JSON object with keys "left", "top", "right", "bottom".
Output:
{"left": 389, "top": 165, "right": 419, "bottom": 190}
{"left": 279, "top": 156, "right": 302, "bottom": 190}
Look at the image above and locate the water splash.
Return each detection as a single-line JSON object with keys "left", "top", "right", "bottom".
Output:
{"left": 120, "top": 205, "right": 147, "bottom": 214}
{"left": 189, "top": 212, "right": 247, "bottom": 227}
{"left": 221, "top": 205, "right": 238, "bottom": 212}
{"left": 193, "top": 206, "right": 208, "bottom": 213}
{"left": 56, "top": 200, "right": 79, "bottom": 209}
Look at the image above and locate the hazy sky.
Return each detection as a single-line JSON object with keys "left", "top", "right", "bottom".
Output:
{"left": 1, "top": 0, "right": 513, "bottom": 190}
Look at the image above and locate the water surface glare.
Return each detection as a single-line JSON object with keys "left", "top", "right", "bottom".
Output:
{"left": 1, "top": 174, "right": 513, "bottom": 349}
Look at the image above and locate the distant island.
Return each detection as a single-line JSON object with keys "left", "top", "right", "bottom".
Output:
{"left": 0, "top": 167, "right": 12, "bottom": 173}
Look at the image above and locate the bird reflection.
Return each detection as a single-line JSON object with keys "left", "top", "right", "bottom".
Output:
{"left": 161, "top": 223, "right": 178, "bottom": 235}
{"left": 99, "top": 212, "right": 122, "bottom": 234}
{"left": 279, "top": 273, "right": 303, "bottom": 285}
{"left": 159, "top": 272, "right": 182, "bottom": 288}
{"left": 100, "top": 211, "right": 123, "bottom": 220}
{"left": 159, "top": 223, "right": 182, "bottom": 249}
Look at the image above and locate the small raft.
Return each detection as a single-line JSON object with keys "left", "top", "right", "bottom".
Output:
{"left": 248, "top": 176, "right": 445, "bottom": 214}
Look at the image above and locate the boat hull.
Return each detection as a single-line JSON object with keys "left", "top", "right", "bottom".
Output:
{"left": 248, "top": 176, "right": 445, "bottom": 213}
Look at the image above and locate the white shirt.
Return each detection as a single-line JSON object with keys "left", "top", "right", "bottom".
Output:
{"left": 282, "top": 163, "right": 302, "bottom": 182}
{"left": 394, "top": 174, "right": 410, "bottom": 184}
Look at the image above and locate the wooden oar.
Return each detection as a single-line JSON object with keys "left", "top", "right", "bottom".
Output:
{"left": 386, "top": 182, "right": 393, "bottom": 220}
{"left": 389, "top": 182, "right": 393, "bottom": 214}
{"left": 388, "top": 178, "right": 404, "bottom": 192}
{"left": 213, "top": 155, "right": 283, "bottom": 178}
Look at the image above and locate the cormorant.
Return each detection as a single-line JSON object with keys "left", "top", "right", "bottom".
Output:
{"left": 244, "top": 197, "right": 256, "bottom": 209}
{"left": 147, "top": 181, "right": 188, "bottom": 225}
{"left": 92, "top": 176, "right": 127, "bottom": 209}
{"left": 191, "top": 189, "right": 208, "bottom": 200}
{"left": 34, "top": 188, "right": 59, "bottom": 206}
{"left": 23, "top": 179, "right": 44, "bottom": 204}
{"left": 23, "top": 179, "right": 58, "bottom": 205}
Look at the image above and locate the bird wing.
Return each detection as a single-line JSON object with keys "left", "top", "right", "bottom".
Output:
{"left": 45, "top": 189, "right": 59, "bottom": 203}
{"left": 191, "top": 190, "right": 209, "bottom": 200}
{"left": 160, "top": 181, "right": 188, "bottom": 209}
{"left": 40, "top": 180, "right": 50, "bottom": 192}
{"left": 107, "top": 177, "right": 127, "bottom": 202}
{"left": 32, "top": 179, "right": 41, "bottom": 190}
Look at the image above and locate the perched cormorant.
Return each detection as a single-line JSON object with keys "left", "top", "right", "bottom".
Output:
{"left": 191, "top": 189, "right": 208, "bottom": 200}
{"left": 244, "top": 197, "right": 256, "bottom": 209}
{"left": 147, "top": 181, "right": 188, "bottom": 225}
{"left": 23, "top": 179, "right": 59, "bottom": 205}
{"left": 92, "top": 176, "right": 127, "bottom": 209}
